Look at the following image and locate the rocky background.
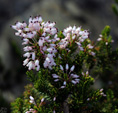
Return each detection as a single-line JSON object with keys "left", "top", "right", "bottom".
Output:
{"left": 0, "top": 0, "right": 118, "bottom": 112}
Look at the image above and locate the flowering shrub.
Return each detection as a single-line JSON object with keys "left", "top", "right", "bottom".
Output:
{"left": 11, "top": 16, "right": 118, "bottom": 113}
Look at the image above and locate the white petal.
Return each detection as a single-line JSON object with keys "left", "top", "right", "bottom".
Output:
{"left": 43, "top": 61, "right": 48, "bottom": 68}
{"left": 100, "top": 88, "right": 103, "bottom": 92}
{"left": 23, "top": 52, "right": 30, "bottom": 58}
{"left": 38, "top": 39, "right": 44, "bottom": 46}
{"left": 32, "top": 52, "right": 35, "bottom": 60}
{"left": 29, "top": 17, "right": 33, "bottom": 23}
{"left": 70, "top": 65, "right": 75, "bottom": 72}
{"left": 86, "top": 71, "right": 89, "bottom": 75}
{"left": 79, "top": 47, "right": 84, "bottom": 51}
{"left": 42, "top": 32, "right": 46, "bottom": 36}
{"left": 71, "top": 74, "right": 79, "bottom": 78}
{"left": 72, "top": 35, "right": 76, "bottom": 39}
{"left": 35, "top": 60, "right": 39, "bottom": 66}
{"left": 38, "top": 16, "right": 43, "bottom": 22}
{"left": 54, "top": 79, "right": 59, "bottom": 82}
{"left": 82, "top": 36, "right": 88, "bottom": 39}
{"left": 71, "top": 80, "right": 77, "bottom": 84}
{"left": 46, "top": 57, "right": 50, "bottom": 63}
{"left": 66, "top": 64, "right": 69, "bottom": 70}
{"left": 52, "top": 74, "right": 59, "bottom": 78}
{"left": 27, "top": 61, "right": 35, "bottom": 70}
{"left": 75, "top": 79, "right": 80, "bottom": 83}
{"left": 29, "top": 96, "right": 34, "bottom": 100}
{"left": 97, "top": 38, "right": 102, "bottom": 41}
{"left": 60, "top": 86, "right": 66, "bottom": 89}
{"left": 47, "top": 48, "right": 53, "bottom": 53}
{"left": 15, "top": 32, "right": 20, "bottom": 36}
{"left": 91, "top": 52, "right": 95, "bottom": 56}
{"left": 79, "top": 31, "right": 84, "bottom": 35}
{"left": 60, "top": 65, "right": 64, "bottom": 71}
{"left": 63, "top": 81, "right": 66, "bottom": 86}
{"left": 51, "top": 28, "right": 57, "bottom": 35}
{"left": 72, "top": 26, "right": 76, "bottom": 32}
{"left": 45, "top": 36, "right": 50, "bottom": 40}
{"left": 24, "top": 28, "right": 30, "bottom": 32}
{"left": 53, "top": 110, "right": 56, "bottom": 113}
{"left": 36, "top": 65, "right": 40, "bottom": 71}
{"left": 41, "top": 98, "right": 44, "bottom": 102}
{"left": 23, "top": 46, "right": 32, "bottom": 51}
{"left": 76, "top": 42, "right": 81, "bottom": 46}
{"left": 11, "top": 25, "right": 17, "bottom": 30}
{"left": 29, "top": 100, "right": 34, "bottom": 104}
{"left": 23, "top": 59, "right": 29, "bottom": 66}
{"left": 53, "top": 97, "right": 56, "bottom": 101}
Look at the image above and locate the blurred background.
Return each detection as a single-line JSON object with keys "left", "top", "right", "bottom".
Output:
{"left": 0, "top": 0, "right": 118, "bottom": 112}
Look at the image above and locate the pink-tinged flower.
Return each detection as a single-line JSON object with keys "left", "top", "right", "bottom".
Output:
{"left": 29, "top": 96, "right": 35, "bottom": 104}
{"left": 30, "top": 96, "right": 34, "bottom": 100}
{"left": 87, "top": 44, "right": 93, "bottom": 49}
{"left": 38, "top": 38, "right": 45, "bottom": 47}
{"left": 106, "top": 42, "right": 108, "bottom": 45}
{"left": 100, "top": 88, "right": 103, "bottom": 92}
{"left": 22, "top": 39, "right": 29, "bottom": 45}
{"left": 26, "top": 61, "right": 35, "bottom": 70}
{"left": 70, "top": 65, "right": 75, "bottom": 72}
{"left": 31, "top": 52, "right": 35, "bottom": 60}
{"left": 97, "top": 38, "right": 102, "bottom": 41}
{"left": 41, "top": 98, "right": 44, "bottom": 103}
{"left": 35, "top": 60, "right": 39, "bottom": 66}
{"left": 53, "top": 97, "right": 56, "bottom": 101}
{"left": 53, "top": 110, "right": 56, "bottom": 113}
{"left": 52, "top": 64, "right": 80, "bottom": 88}
{"left": 23, "top": 52, "right": 30, "bottom": 58}
{"left": 23, "top": 46, "right": 32, "bottom": 52}
{"left": 23, "top": 59, "right": 29, "bottom": 66}
{"left": 90, "top": 52, "right": 95, "bottom": 56}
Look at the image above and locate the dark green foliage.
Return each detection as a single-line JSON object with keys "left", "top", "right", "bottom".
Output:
{"left": 100, "top": 89, "right": 118, "bottom": 113}
{"left": 112, "top": 0, "right": 118, "bottom": 16}
{"left": 11, "top": 26, "right": 118, "bottom": 113}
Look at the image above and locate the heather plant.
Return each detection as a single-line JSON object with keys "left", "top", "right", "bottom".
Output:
{"left": 112, "top": 0, "right": 118, "bottom": 16}
{"left": 10, "top": 16, "right": 118, "bottom": 113}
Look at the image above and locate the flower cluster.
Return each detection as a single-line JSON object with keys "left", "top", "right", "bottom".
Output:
{"left": 99, "top": 88, "right": 106, "bottom": 97}
{"left": 59, "top": 26, "right": 89, "bottom": 50}
{"left": 97, "top": 34, "right": 114, "bottom": 45}
{"left": 12, "top": 16, "right": 96, "bottom": 71}
{"left": 11, "top": 16, "right": 59, "bottom": 71}
{"left": 52, "top": 64, "right": 80, "bottom": 88}
{"left": 26, "top": 108, "right": 36, "bottom": 113}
